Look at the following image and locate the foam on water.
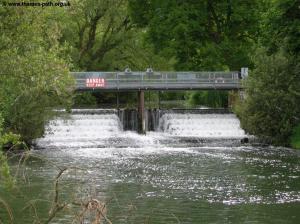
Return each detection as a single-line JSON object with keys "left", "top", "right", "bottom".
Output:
{"left": 35, "top": 113, "right": 166, "bottom": 149}
{"left": 159, "top": 113, "right": 246, "bottom": 138}
{"left": 27, "top": 111, "right": 300, "bottom": 224}
{"left": 35, "top": 111, "right": 248, "bottom": 149}
{"left": 36, "top": 114, "right": 122, "bottom": 148}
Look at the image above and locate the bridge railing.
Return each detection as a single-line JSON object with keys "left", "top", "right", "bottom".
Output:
{"left": 71, "top": 71, "right": 241, "bottom": 90}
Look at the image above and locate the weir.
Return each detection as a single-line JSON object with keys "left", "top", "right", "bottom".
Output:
{"left": 29, "top": 111, "right": 298, "bottom": 224}
{"left": 53, "top": 108, "right": 236, "bottom": 132}
{"left": 158, "top": 113, "right": 245, "bottom": 138}
{"left": 36, "top": 109, "right": 248, "bottom": 149}
{"left": 71, "top": 68, "right": 248, "bottom": 133}
{"left": 118, "top": 108, "right": 232, "bottom": 132}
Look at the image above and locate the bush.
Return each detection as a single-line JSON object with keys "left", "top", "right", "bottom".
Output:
{"left": 291, "top": 125, "right": 300, "bottom": 149}
{"left": 73, "top": 92, "right": 98, "bottom": 108}
{"left": 187, "top": 90, "right": 228, "bottom": 108}
{"left": 0, "top": 7, "right": 74, "bottom": 143}
{"left": 236, "top": 49, "right": 300, "bottom": 146}
{"left": 0, "top": 113, "right": 15, "bottom": 189}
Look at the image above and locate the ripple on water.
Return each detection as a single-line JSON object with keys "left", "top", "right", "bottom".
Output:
{"left": 20, "top": 112, "right": 300, "bottom": 223}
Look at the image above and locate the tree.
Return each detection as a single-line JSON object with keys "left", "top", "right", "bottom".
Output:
{"left": 65, "top": 0, "right": 131, "bottom": 70}
{"left": 0, "top": 4, "right": 74, "bottom": 143}
{"left": 236, "top": 49, "right": 300, "bottom": 145}
{"left": 261, "top": 0, "right": 300, "bottom": 57}
{"left": 235, "top": 0, "right": 300, "bottom": 146}
{"left": 128, "top": 0, "right": 262, "bottom": 71}
{"left": 187, "top": 91, "right": 228, "bottom": 108}
{"left": 62, "top": 0, "right": 174, "bottom": 71}
{"left": 128, "top": 0, "right": 264, "bottom": 108}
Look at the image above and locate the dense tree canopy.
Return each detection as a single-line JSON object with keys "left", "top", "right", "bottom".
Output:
{"left": 129, "top": 0, "right": 262, "bottom": 70}
{"left": 62, "top": 0, "right": 173, "bottom": 71}
{"left": 235, "top": 0, "right": 300, "bottom": 146}
{"left": 261, "top": 0, "right": 300, "bottom": 56}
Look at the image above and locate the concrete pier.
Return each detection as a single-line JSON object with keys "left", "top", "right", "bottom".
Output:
{"left": 137, "top": 90, "right": 145, "bottom": 134}
{"left": 228, "top": 90, "right": 239, "bottom": 108}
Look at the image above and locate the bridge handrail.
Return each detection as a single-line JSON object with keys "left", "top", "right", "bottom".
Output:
{"left": 71, "top": 71, "right": 242, "bottom": 90}
{"left": 72, "top": 71, "right": 239, "bottom": 79}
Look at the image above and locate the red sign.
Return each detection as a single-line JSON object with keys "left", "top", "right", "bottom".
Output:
{"left": 86, "top": 78, "right": 105, "bottom": 88}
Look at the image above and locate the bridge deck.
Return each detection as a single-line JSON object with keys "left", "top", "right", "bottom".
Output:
{"left": 72, "top": 71, "right": 242, "bottom": 91}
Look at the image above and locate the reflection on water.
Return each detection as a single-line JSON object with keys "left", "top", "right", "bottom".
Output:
{"left": 1, "top": 111, "right": 300, "bottom": 223}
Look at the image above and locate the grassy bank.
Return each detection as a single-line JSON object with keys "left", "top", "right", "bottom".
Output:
{"left": 291, "top": 125, "right": 300, "bottom": 149}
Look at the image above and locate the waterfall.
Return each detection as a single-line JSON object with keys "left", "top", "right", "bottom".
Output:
{"left": 35, "top": 113, "right": 123, "bottom": 149}
{"left": 158, "top": 113, "right": 246, "bottom": 138}
{"left": 35, "top": 109, "right": 249, "bottom": 149}
{"left": 35, "top": 110, "right": 162, "bottom": 149}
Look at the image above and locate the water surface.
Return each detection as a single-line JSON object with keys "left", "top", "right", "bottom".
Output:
{"left": 1, "top": 111, "right": 299, "bottom": 223}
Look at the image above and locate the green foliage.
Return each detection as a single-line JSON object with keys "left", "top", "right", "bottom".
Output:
{"left": 0, "top": 0, "right": 298, "bottom": 149}
{"left": 62, "top": 0, "right": 174, "bottom": 71}
{"left": 0, "top": 113, "right": 3, "bottom": 134}
{"left": 0, "top": 4, "right": 74, "bottom": 143}
{"left": 261, "top": 0, "right": 300, "bottom": 57}
{"left": 160, "top": 92, "right": 185, "bottom": 101}
{"left": 236, "top": 49, "right": 300, "bottom": 145}
{"left": 129, "top": 0, "right": 262, "bottom": 70}
{"left": 0, "top": 113, "right": 16, "bottom": 190}
{"left": 290, "top": 124, "right": 300, "bottom": 149}
{"left": 73, "top": 92, "right": 98, "bottom": 108}
{"left": 0, "top": 132, "right": 22, "bottom": 148}
{"left": 234, "top": 0, "right": 300, "bottom": 147}
{"left": 0, "top": 151, "right": 15, "bottom": 190}
{"left": 187, "top": 91, "right": 228, "bottom": 108}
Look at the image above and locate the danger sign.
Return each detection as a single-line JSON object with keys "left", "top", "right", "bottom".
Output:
{"left": 86, "top": 78, "right": 105, "bottom": 88}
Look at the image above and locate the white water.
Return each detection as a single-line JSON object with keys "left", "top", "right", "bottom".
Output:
{"left": 36, "top": 114, "right": 123, "bottom": 148}
{"left": 35, "top": 113, "right": 162, "bottom": 148}
{"left": 159, "top": 113, "right": 246, "bottom": 138}
{"left": 29, "top": 110, "right": 300, "bottom": 224}
{"left": 35, "top": 111, "right": 247, "bottom": 149}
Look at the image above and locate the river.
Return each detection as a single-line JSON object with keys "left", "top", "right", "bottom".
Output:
{"left": 1, "top": 110, "right": 300, "bottom": 223}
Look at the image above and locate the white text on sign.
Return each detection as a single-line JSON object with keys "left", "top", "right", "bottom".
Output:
{"left": 86, "top": 78, "right": 105, "bottom": 87}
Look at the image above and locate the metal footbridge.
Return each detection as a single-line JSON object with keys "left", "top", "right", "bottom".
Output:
{"left": 71, "top": 68, "right": 248, "bottom": 133}
{"left": 72, "top": 69, "right": 247, "bottom": 91}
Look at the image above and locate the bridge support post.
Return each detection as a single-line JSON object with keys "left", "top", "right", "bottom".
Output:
{"left": 158, "top": 91, "right": 161, "bottom": 109}
{"left": 137, "top": 90, "right": 145, "bottom": 134}
{"left": 116, "top": 91, "right": 120, "bottom": 116}
{"left": 228, "top": 90, "right": 239, "bottom": 109}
